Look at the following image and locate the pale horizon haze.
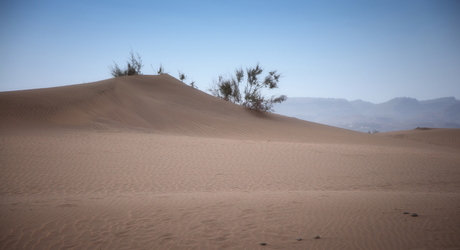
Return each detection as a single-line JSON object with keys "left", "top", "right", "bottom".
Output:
{"left": 1, "top": 0, "right": 459, "bottom": 104}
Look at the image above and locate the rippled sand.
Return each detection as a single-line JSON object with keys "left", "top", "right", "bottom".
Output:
{"left": 1, "top": 75, "right": 459, "bottom": 249}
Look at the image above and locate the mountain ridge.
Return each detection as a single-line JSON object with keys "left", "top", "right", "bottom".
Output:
{"left": 274, "top": 96, "right": 460, "bottom": 132}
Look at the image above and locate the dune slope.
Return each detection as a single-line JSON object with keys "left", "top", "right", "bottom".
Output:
{"left": 1, "top": 74, "right": 383, "bottom": 144}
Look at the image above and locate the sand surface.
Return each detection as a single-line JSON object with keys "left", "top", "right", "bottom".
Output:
{"left": 1, "top": 75, "right": 459, "bottom": 249}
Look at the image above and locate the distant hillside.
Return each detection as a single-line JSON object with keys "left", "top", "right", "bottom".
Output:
{"left": 274, "top": 97, "right": 460, "bottom": 132}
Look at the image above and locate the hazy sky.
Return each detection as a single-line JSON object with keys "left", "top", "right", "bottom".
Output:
{"left": 1, "top": 0, "right": 459, "bottom": 103}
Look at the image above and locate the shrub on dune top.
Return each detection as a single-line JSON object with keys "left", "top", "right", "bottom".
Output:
{"left": 208, "top": 64, "right": 287, "bottom": 112}
{"left": 109, "top": 49, "right": 143, "bottom": 77}
{"left": 108, "top": 52, "right": 288, "bottom": 106}
{"left": 109, "top": 51, "right": 198, "bottom": 89}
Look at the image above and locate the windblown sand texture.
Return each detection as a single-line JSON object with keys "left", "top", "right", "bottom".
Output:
{"left": 1, "top": 75, "right": 459, "bottom": 249}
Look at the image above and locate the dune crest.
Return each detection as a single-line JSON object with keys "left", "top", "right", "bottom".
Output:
{"left": 2, "top": 74, "right": 377, "bottom": 143}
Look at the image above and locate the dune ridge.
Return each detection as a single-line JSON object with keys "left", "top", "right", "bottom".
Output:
{"left": 1, "top": 75, "right": 459, "bottom": 249}
{"left": 1, "top": 74, "right": 396, "bottom": 144}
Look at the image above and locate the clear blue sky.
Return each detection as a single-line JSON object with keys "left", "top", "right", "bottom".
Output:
{"left": 1, "top": 0, "right": 459, "bottom": 103}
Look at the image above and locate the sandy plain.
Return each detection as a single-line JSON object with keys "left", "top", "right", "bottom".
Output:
{"left": 1, "top": 75, "right": 459, "bottom": 249}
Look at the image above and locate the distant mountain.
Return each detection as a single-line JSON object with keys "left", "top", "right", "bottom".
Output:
{"left": 274, "top": 97, "right": 460, "bottom": 132}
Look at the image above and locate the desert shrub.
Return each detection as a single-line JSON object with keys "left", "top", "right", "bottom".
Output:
{"left": 152, "top": 63, "right": 167, "bottom": 75}
{"left": 178, "top": 71, "right": 187, "bottom": 82}
{"left": 177, "top": 71, "right": 198, "bottom": 89}
{"left": 108, "top": 51, "right": 199, "bottom": 88}
{"left": 190, "top": 81, "right": 197, "bottom": 89}
{"left": 109, "top": 49, "right": 143, "bottom": 77}
{"left": 208, "top": 64, "right": 287, "bottom": 112}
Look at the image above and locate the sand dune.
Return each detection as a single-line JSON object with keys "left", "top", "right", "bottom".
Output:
{"left": 1, "top": 75, "right": 459, "bottom": 249}
{"left": 0, "top": 74, "right": 393, "bottom": 144}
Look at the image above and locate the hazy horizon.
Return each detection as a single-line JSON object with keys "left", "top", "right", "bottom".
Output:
{"left": 1, "top": 0, "right": 459, "bottom": 103}
{"left": 274, "top": 95, "right": 460, "bottom": 132}
{"left": 286, "top": 95, "right": 459, "bottom": 104}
